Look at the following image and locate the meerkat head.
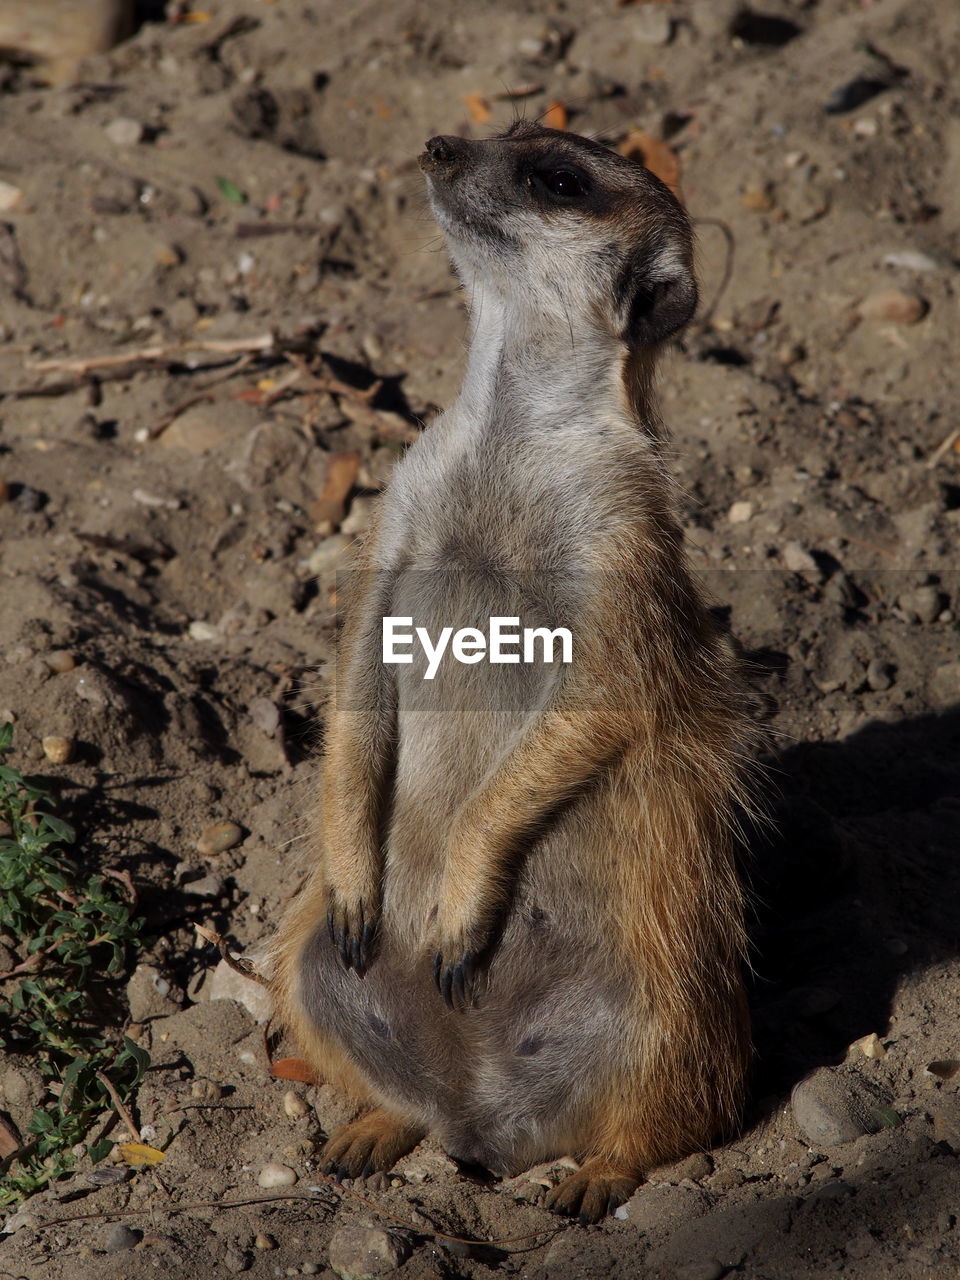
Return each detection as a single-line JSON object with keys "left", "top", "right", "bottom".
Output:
{"left": 419, "top": 120, "right": 697, "bottom": 352}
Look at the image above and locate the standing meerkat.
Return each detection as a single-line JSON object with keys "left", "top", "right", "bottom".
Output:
{"left": 270, "top": 121, "right": 761, "bottom": 1223}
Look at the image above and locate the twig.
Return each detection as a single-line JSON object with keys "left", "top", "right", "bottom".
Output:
{"left": 693, "top": 216, "right": 736, "bottom": 329}
{"left": 234, "top": 221, "right": 327, "bottom": 238}
{"left": 195, "top": 925, "right": 270, "bottom": 988}
{"left": 27, "top": 331, "right": 315, "bottom": 377}
{"left": 40, "top": 1181, "right": 563, "bottom": 1249}
{"left": 926, "top": 425, "right": 960, "bottom": 470}
{"left": 95, "top": 1071, "right": 141, "bottom": 1143}
{"left": 285, "top": 352, "right": 382, "bottom": 405}
{"left": 145, "top": 392, "right": 215, "bottom": 441}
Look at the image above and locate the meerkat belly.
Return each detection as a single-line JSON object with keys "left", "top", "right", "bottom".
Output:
{"left": 301, "top": 779, "right": 630, "bottom": 1173}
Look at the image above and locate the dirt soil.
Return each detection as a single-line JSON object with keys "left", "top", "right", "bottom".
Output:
{"left": 1, "top": 0, "right": 959, "bottom": 1276}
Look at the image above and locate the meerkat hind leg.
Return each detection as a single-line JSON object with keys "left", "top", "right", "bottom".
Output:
{"left": 545, "top": 1157, "right": 640, "bottom": 1225}
{"left": 321, "top": 1108, "right": 425, "bottom": 1182}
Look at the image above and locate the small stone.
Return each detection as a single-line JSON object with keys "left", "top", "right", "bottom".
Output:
{"left": 105, "top": 1224, "right": 142, "bottom": 1252}
{"left": 301, "top": 1265, "right": 320, "bottom": 1276}
{"left": 41, "top": 735, "right": 74, "bottom": 764}
{"left": 255, "top": 1234, "right": 277, "bottom": 1250}
{"left": 742, "top": 182, "right": 775, "bottom": 212}
{"left": 328, "top": 1226, "right": 409, "bottom": 1279}
{"left": 197, "top": 820, "right": 244, "bottom": 856}
{"left": 2, "top": 1209, "right": 39, "bottom": 1234}
{"left": 854, "top": 1032, "right": 886, "bottom": 1059}
{"left": 629, "top": 7, "right": 673, "bottom": 44}
{"left": 183, "top": 873, "right": 225, "bottom": 898}
{"left": 791, "top": 1067, "right": 881, "bottom": 1147}
{"left": 671, "top": 1152, "right": 713, "bottom": 1182}
{"left": 283, "top": 1090, "right": 309, "bottom": 1118}
{"left": 105, "top": 117, "right": 144, "bottom": 147}
{"left": 250, "top": 697, "right": 280, "bottom": 737}
{"left": 930, "top": 661, "right": 960, "bottom": 706}
{"left": 728, "top": 500, "right": 754, "bottom": 524}
{"left": 857, "top": 289, "right": 927, "bottom": 324}
{"left": 257, "top": 1162, "right": 297, "bottom": 1189}
{"left": 208, "top": 958, "right": 273, "bottom": 1023}
{"left": 0, "top": 181, "right": 23, "bottom": 212}
{"left": 224, "top": 1247, "right": 251, "bottom": 1273}
{"left": 190, "top": 1078, "right": 223, "bottom": 1101}
{"left": 782, "top": 541, "right": 818, "bottom": 574}
{"left": 899, "top": 584, "right": 943, "bottom": 624}
{"left": 866, "top": 658, "right": 894, "bottom": 691}
{"left": 14, "top": 485, "right": 44, "bottom": 513}
{"left": 883, "top": 250, "right": 938, "bottom": 273}
{"left": 188, "top": 620, "right": 219, "bottom": 642}
{"left": 45, "top": 650, "right": 76, "bottom": 673}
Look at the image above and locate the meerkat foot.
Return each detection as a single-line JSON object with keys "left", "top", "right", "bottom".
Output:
{"left": 545, "top": 1159, "right": 639, "bottom": 1225}
{"left": 326, "top": 892, "right": 379, "bottom": 977}
{"left": 321, "top": 1109, "right": 424, "bottom": 1182}
{"left": 432, "top": 946, "right": 485, "bottom": 1011}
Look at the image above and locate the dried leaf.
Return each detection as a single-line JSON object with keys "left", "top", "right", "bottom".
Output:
{"left": 542, "top": 101, "right": 568, "bottom": 131}
{"left": 0, "top": 1116, "right": 21, "bottom": 1159}
{"left": 463, "top": 93, "right": 492, "bottom": 124}
{"left": 118, "top": 1142, "right": 166, "bottom": 1167}
{"left": 310, "top": 450, "right": 361, "bottom": 530}
{"left": 618, "top": 130, "right": 682, "bottom": 199}
{"left": 270, "top": 1057, "right": 317, "bottom": 1084}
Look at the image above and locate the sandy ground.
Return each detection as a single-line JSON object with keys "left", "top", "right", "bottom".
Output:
{"left": 1, "top": 0, "right": 959, "bottom": 1276}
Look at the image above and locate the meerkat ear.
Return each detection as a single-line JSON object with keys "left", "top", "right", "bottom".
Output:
{"left": 617, "top": 256, "right": 698, "bottom": 349}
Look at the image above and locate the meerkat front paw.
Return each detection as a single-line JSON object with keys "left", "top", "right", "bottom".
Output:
{"left": 326, "top": 891, "right": 379, "bottom": 977}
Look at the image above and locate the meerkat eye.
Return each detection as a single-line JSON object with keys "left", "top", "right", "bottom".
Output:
{"left": 532, "top": 168, "right": 590, "bottom": 200}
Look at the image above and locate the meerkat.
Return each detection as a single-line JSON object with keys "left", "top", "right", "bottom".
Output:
{"left": 269, "top": 121, "right": 761, "bottom": 1223}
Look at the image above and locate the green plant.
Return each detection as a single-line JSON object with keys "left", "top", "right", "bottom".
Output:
{"left": 0, "top": 722, "right": 148, "bottom": 1205}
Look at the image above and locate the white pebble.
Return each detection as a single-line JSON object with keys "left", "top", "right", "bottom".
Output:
{"left": 258, "top": 1162, "right": 297, "bottom": 1188}
{"left": 0, "top": 180, "right": 23, "bottom": 212}
{"left": 105, "top": 117, "right": 144, "bottom": 147}
{"left": 728, "top": 501, "right": 754, "bottom": 524}
{"left": 283, "top": 1091, "right": 309, "bottom": 1118}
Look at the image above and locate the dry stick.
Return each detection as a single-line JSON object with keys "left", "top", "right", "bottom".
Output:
{"left": 926, "top": 425, "right": 960, "bottom": 470}
{"left": 146, "top": 392, "right": 215, "bottom": 441}
{"left": 38, "top": 1180, "right": 563, "bottom": 1250}
{"left": 194, "top": 924, "right": 270, "bottom": 988}
{"left": 27, "top": 332, "right": 314, "bottom": 377}
{"left": 692, "top": 216, "right": 736, "bottom": 330}
{"left": 95, "top": 1071, "right": 141, "bottom": 1144}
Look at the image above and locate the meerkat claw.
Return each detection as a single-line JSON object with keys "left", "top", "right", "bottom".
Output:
{"left": 327, "top": 896, "right": 378, "bottom": 976}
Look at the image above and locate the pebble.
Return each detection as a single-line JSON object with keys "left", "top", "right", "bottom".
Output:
{"left": 250, "top": 697, "right": 280, "bottom": 737}
{"left": 883, "top": 249, "right": 939, "bottom": 273}
{"left": 255, "top": 1234, "right": 277, "bottom": 1250}
{"left": 197, "top": 820, "right": 244, "bottom": 856}
{"left": 208, "top": 958, "right": 273, "bottom": 1023}
{"left": 41, "top": 735, "right": 74, "bottom": 764}
{"left": 188, "top": 619, "right": 219, "bottom": 642}
{"left": 629, "top": 7, "right": 673, "bottom": 44}
{"left": 14, "top": 485, "right": 44, "bottom": 513}
{"left": 45, "top": 650, "right": 76, "bottom": 673}
{"left": 105, "top": 1224, "right": 142, "bottom": 1252}
{"left": 791, "top": 1067, "right": 880, "bottom": 1146}
{"left": 301, "top": 1265, "right": 320, "bottom": 1275}
{"left": 328, "top": 1226, "right": 409, "bottom": 1279}
{"left": 105, "top": 117, "right": 144, "bottom": 147}
{"left": 728, "top": 500, "right": 754, "bottom": 524}
{"left": 126, "top": 963, "right": 180, "bottom": 1022}
{"left": 923, "top": 1060, "right": 959, "bottom": 1081}
{"left": 857, "top": 289, "right": 927, "bottom": 324}
{"left": 283, "top": 1090, "right": 309, "bottom": 1118}
{"left": 854, "top": 1032, "right": 886, "bottom": 1059}
{"left": 257, "top": 1162, "right": 297, "bottom": 1189}
{"left": 182, "top": 872, "right": 225, "bottom": 898}
{"left": 782, "top": 541, "right": 818, "bottom": 574}
{"left": 899, "top": 585, "right": 943, "bottom": 624}
{"left": 0, "top": 180, "right": 22, "bottom": 212}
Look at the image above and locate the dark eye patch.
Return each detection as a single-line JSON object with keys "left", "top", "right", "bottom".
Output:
{"left": 527, "top": 165, "right": 591, "bottom": 203}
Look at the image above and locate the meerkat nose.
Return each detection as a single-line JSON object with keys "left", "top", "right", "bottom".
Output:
{"left": 421, "top": 135, "right": 471, "bottom": 175}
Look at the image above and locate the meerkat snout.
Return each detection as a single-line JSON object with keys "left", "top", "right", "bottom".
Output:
{"left": 419, "top": 121, "right": 697, "bottom": 350}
